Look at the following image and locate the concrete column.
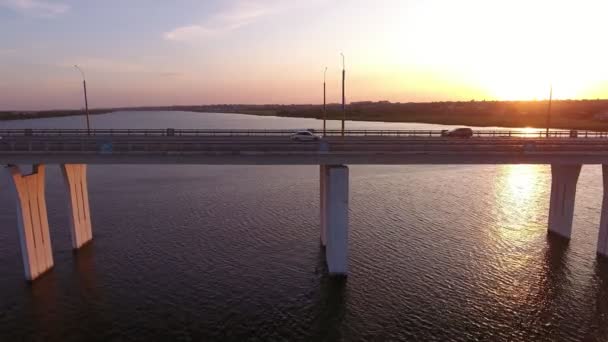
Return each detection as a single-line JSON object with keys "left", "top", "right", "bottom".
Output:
{"left": 324, "top": 165, "right": 349, "bottom": 276}
{"left": 61, "top": 164, "right": 92, "bottom": 249}
{"left": 8, "top": 165, "right": 54, "bottom": 281}
{"left": 320, "top": 165, "right": 327, "bottom": 247}
{"left": 597, "top": 165, "right": 608, "bottom": 256}
{"left": 548, "top": 164, "right": 582, "bottom": 239}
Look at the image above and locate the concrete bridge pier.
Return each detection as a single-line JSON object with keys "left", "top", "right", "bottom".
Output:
{"left": 597, "top": 165, "right": 608, "bottom": 257}
{"left": 8, "top": 165, "right": 54, "bottom": 281}
{"left": 61, "top": 164, "right": 93, "bottom": 249}
{"left": 320, "top": 165, "right": 327, "bottom": 247}
{"left": 320, "top": 165, "right": 349, "bottom": 276}
{"left": 548, "top": 164, "right": 582, "bottom": 239}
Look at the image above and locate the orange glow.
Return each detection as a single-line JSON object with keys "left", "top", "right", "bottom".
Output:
{"left": 2, "top": 0, "right": 608, "bottom": 109}
{"left": 492, "top": 165, "right": 548, "bottom": 249}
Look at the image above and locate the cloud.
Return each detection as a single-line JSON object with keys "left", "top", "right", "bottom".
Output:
{"left": 163, "top": 25, "right": 217, "bottom": 41}
{"left": 0, "top": 0, "right": 69, "bottom": 17}
{"left": 163, "top": 1, "right": 274, "bottom": 42}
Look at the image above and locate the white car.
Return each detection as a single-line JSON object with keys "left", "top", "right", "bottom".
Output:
{"left": 290, "top": 131, "right": 319, "bottom": 141}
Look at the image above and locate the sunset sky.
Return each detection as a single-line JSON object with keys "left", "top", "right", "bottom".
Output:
{"left": 1, "top": 0, "right": 607, "bottom": 110}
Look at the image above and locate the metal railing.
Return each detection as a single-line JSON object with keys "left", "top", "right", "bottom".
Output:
{"left": 0, "top": 128, "right": 606, "bottom": 138}
{"left": 2, "top": 140, "right": 607, "bottom": 154}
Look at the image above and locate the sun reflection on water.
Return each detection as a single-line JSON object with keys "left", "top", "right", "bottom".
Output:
{"left": 519, "top": 127, "right": 543, "bottom": 138}
{"left": 476, "top": 165, "right": 552, "bottom": 306}
{"left": 493, "top": 164, "right": 548, "bottom": 247}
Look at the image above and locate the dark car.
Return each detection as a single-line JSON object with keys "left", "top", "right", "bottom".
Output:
{"left": 441, "top": 128, "right": 473, "bottom": 138}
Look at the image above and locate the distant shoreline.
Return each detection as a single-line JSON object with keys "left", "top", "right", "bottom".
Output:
{"left": 3, "top": 100, "right": 608, "bottom": 131}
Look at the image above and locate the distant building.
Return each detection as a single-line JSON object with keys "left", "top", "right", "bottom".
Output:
{"left": 350, "top": 101, "right": 391, "bottom": 105}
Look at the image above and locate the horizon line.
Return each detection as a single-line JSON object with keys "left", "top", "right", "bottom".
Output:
{"left": 4, "top": 98, "right": 608, "bottom": 113}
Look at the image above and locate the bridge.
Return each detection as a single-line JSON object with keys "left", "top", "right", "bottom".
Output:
{"left": 3, "top": 128, "right": 608, "bottom": 281}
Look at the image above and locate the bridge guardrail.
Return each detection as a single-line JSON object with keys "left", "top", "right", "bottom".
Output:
{"left": 1, "top": 128, "right": 608, "bottom": 138}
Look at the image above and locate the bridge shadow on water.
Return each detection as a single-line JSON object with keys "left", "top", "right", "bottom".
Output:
{"left": 588, "top": 256, "right": 608, "bottom": 340}
{"left": 515, "top": 234, "right": 608, "bottom": 341}
{"left": 27, "top": 242, "right": 104, "bottom": 341}
{"left": 22, "top": 266, "right": 60, "bottom": 340}
{"left": 524, "top": 234, "right": 571, "bottom": 339}
{"left": 71, "top": 242, "right": 99, "bottom": 293}
{"left": 309, "top": 246, "right": 348, "bottom": 341}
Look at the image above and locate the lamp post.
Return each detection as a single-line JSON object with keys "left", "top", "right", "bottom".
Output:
{"left": 323, "top": 67, "right": 327, "bottom": 136}
{"left": 74, "top": 65, "right": 91, "bottom": 135}
{"left": 340, "top": 53, "right": 345, "bottom": 137}
{"left": 545, "top": 84, "right": 553, "bottom": 138}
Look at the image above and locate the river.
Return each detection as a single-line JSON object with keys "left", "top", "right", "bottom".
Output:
{"left": 1, "top": 111, "right": 607, "bottom": 341}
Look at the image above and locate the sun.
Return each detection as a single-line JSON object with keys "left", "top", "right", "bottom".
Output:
{"left": 480, "top": 72, "right": 587, "bottom": 101}
{"left": 469, "top": 55, "right": 588, "bottom": 101}
{"left": 400, "top": 0, "right": 608, "bottom": 101}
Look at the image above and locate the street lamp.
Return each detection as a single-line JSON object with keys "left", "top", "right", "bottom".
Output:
{"left": 323, "top": 67, "right": 327, "bottom": 136}
{"left": 545, "top": 84, "right": 553, "bottom": 138}
{"left": 340, "top": 53, "right": 345, "bottom": 137}
{"left": 74, "top": 65, "right": 91, "bottom": 135}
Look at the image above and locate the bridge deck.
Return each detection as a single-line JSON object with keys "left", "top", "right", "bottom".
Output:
{"left": 2, "top": 129, "right": 608, "bottom": 165}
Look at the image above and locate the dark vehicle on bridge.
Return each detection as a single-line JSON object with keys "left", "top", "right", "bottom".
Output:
{"left": 441, "top": 128, "right": 473, "bottom": 138}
